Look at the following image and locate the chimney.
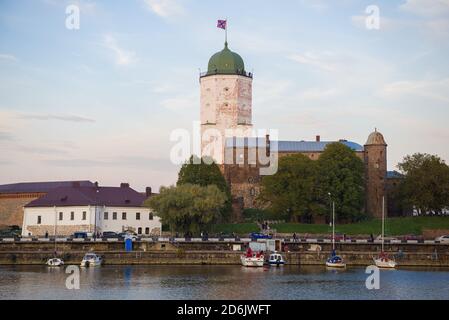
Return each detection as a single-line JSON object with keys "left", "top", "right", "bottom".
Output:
{"left": 120, "top": 183, "right": 130, "bottom": 188}
{"left": 316, "top": 135, "right": 321, "bottom": 142}
{"left": 146, "top": 187, "right": 152, "bottom": 197}
{"left": 94, "top": 181, "right": 99, "bottom": 188}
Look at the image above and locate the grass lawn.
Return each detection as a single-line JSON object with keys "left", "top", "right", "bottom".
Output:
{"left": 275, "top": 217, "right": 449, "bottom": 236}
{"left": 211, "top": 217, "right": 449, "bottom": 236}
{"left": 211, "top": 223, "right": 259, "bottom": 234}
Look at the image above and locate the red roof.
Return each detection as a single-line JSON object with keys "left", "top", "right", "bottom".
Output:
{"left": 25, "top": 185, "right": 147, "bottom": 208}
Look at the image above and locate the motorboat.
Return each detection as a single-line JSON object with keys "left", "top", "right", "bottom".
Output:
{"left": 46, "top": 257, "right": 64, "bottom": 267}
{"left": 241, "top": 248, "right": 264, "bottom": 267}
{"left": 80, "top": 252, "right": 102, "bottom": 267}
{"left": 267, "top": 252, "right": 285, "bottom": 266}
{"left": 374, "top": 197, "right": 397, "bottom": 269}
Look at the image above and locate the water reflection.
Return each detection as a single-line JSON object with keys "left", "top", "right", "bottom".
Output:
{"left": 0, "top": 265, "right": 448, "bottom": 300}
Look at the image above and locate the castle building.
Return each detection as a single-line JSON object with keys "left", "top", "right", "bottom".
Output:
{"left": 200, "top": 41, "right": 395, "bottom": 220}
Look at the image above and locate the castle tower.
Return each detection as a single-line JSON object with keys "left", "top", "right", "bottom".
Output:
{"left": 364, "top": 129, "right": 387, "bottom": 218}
{"left": 200, "top": 41, "right": 253, "bottom": 164}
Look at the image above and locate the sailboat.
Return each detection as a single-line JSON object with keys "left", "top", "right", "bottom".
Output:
{"left": 373, "top": 197, "right": 397, "bottom": 269}
{"left": 326, "top": 200, "right": 346, "bottom": 268}
{"left": 46, "top": 208, "right": 64, "bottom": 267}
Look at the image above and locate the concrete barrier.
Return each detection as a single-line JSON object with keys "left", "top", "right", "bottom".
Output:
{"left": 38, "top": 238, "right": 50, "bottom": 242}
{"left": 107, "top": 238, "right": 118, "bottom": 242}
{"left": 20, "top": 238, "right": 32, "bottom": 242}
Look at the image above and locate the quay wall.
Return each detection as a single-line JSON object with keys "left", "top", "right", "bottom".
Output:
{"left": 0, "top": 241, "right": 448, "bottom": 267}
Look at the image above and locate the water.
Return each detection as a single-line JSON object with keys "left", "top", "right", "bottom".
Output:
{"left": 0, "top": 265, "right": 448, "bottom": 300}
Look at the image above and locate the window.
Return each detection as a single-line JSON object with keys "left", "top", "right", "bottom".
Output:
{"left": 145, "top": 227, "right": 150, "bottom": 235}
{"left": 82, "top": 211, "right": 86, "bottom": 220}
{"left": 136, "top": 212, "right": 140, "bottom": 220}
{"left": 138, "top": 227, "right": 142, "bottom": 235}
{"left": 113, "top": 212, "right": 117, "bottom": 220}
{"left": 149, "top": 213, "right": 153, "bottom": 220}
{"left": 59, "top": 212, "right": 63, "bottom": 221}
{"left": 37, "top": 216, "right": 42, "bottom": 224}
{"left": 104, "top": 212, "right": 109, "bottom": 220}
{"left": 70, "top": 212, "right": 74, "bottom": 221}
{"left": 122, "top": 212, "right": 127, "bottom": 220}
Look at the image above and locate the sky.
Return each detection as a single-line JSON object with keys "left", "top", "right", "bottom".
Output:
{"left": 0, "top": 0, "right": 448, "bottom": 192}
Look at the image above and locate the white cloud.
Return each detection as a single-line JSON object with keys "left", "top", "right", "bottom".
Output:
{"left": 17, "top": 113, "right": 95, "bottom": 123}
{"left": 103, "top": 34, "right": 136, "bottom": 66}
{"left": 400, "top": 0, "right": 449, "bottom": 17}
{"left": 288, "top": 51, "right": 353, "bottom": 72}
{"left": 160, "top": 93, "right": 197, "bottom": 111}
{"left": 143, "top": 0, "right": 184, "bottom": 18}
{"left": 382, "top": 78, "right": 449, "bottom": 103}
{"left": 0, "top": 54, "right": 18, "bottom": 62}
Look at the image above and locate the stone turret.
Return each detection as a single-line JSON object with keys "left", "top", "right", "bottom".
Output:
{"left": 364, "top": 129, "right": 387, "bottom": 218}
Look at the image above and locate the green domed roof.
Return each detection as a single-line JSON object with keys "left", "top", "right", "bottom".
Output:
{"left": 207, "top": 42, "right": 246, "bottom": 76}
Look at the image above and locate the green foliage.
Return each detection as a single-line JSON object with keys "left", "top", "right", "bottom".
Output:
{"left": 259, "top": 143, "right": 365, "bottom": 223}
{"left": 317, "top": 143, "right": 365, "bottom": 222}
{"left": 260, "top": 154, "right": 321, "bottom": 222}
{"left": 177, "top": 155, "right": 232, "bottom": 220}
{"left": 144, "top": 184, "right": 227, "bottom": 234}
{"left": 398, "top": 153, "right": 449, "bottom": 213}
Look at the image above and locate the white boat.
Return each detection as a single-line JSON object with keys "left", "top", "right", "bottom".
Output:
{"left": 80, "top": 253, "right": 102, "bottom": 267}
{"left": 241, "top": 248, "right": 264, "bottom": 267}
{"left": 46, "top": 257, "right": 64, "bottom": 267}
{"left": 373, "top": 254, "right": 397, "bottom": 269}
{"left": 325, "top": 198, "right": 346, "bottom": 268}
{"left": 267, "top": 252, "right": 285, "bottom": 266}
{"left": 374, "top": 197, "right": 397, "bottom": 269}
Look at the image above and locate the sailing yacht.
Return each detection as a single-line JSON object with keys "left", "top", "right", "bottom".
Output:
{"left": 373, "top": 197, "right": 397, "bottom": 269}
{"left": 46, "top": 209, "right": 64, "bottom": 267}
{"left": 326, "top": 200, "right": 346, "bottom": 268}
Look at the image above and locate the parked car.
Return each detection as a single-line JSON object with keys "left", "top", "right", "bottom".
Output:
{"left": 250, "top": 232, "right": 272, "bottom": 240}
{"left": 0, "top": 229, "right": 21, "bottom": 239}
{"left": 102, "top": 231, "right": 120, "bottom": 239}
{"left": 72, "top": 232, "right": 88, "bottom": 239}
{"left": 435, "top": 235, "right": 449, "bottom": 243}
{"left": 118, "top": 231, "right": 139, "bottom": 241}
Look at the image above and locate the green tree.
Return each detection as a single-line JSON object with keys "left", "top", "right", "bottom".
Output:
{"left": 259, "top": 154, "right": 322, "bottom": 222}
{"left": 177, "top": 155, "right": 232, "bottom": 220}
{"left": 317, "top": 143, "right": 365, "bottom": 222}
{"left": 398, "top": 153, "right": 449, "bottom": 214}
{"left": 144, "top": 184, "right": 227, "bottom": 235}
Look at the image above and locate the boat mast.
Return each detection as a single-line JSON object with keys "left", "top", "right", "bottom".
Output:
{"left": 332, "top": 201, "right": 335, "bottom": 251}
{"left": 382, "top": 196, "right": 385, "bottom": 253}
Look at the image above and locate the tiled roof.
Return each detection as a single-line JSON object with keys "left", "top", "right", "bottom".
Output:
{"left": 25, "top": 185, "right": 147, "bottom": 208}
{"left": 0, "top": 181, "right": 94, "bottom": 194}
{"left": 225, "top": 138, "right": 364, "bottom": 152}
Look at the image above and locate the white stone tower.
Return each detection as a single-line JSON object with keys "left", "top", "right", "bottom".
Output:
{"left": 200, "top": 41, "right": 253, "bottom": 164}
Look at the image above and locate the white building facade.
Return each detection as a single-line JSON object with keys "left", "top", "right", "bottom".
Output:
{"left": 21, "top": 183, "right": 161, "bottom": 237}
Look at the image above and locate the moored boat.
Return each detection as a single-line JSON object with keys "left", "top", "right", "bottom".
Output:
{"left": 325, "top": 197, "right": 347, "bottom": 268}
{"left": 80, "top": 252, "right": 102, "bottom": 267}
{"left": 267, "top": 252, "right": 285, "bottom": 266}
{"left": 241, "top": 248, "right": 264, "bottom": 267}
{"left": 374, "top": 197, "right": 397, "bottom": 269}
{"left": 46, "top": 257, "right": 64, "bottom": 267}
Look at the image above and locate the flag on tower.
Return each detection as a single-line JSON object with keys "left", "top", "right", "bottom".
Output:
{"left": 217, "top": 20, "right": 227, "bottom": 30}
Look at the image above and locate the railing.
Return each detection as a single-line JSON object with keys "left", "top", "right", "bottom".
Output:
{"left": 199, "top": 70, "right": 253, "bottom": 78}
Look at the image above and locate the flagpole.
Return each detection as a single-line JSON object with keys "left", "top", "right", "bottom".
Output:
{"left": 225, "top": 18, "right": 228, "bottom": 44}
